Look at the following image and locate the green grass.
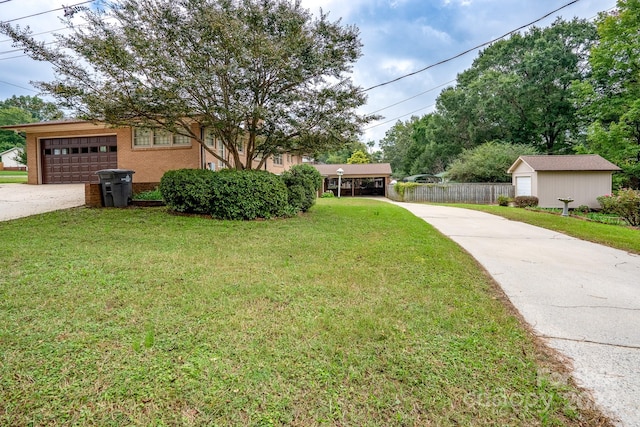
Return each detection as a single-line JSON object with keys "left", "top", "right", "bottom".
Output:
{"left": 0, "top": 171, "right": 27, "bottom": 183}
{"left": 453, "top": 204, "right": 640, "bottom": 255}
{"left": 133, "top": 187, "right": 163, "bottom": 201}
{"left": 0, "top": 199, "right": 609, "bottom": 426}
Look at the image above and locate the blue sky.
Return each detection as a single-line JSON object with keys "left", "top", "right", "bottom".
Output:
{"left": 0, "top": 0, "right": 618, "bottom": 143}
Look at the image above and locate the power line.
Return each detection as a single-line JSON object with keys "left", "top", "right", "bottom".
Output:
{"left": 362, "top": 0, "right": 583, "bottom": 92}
{"left": 361, "top": 2, "right": 618, "bottom": 134}
{"left": 366, "top": 79, "right": 455, "bottom": 116}
{"left": 364, "top": 103, "right": 436, "bottom": 131}
{"left": 0, "top": 26, "right": 69, "bottom": 44}
{"left": 0, "top": 0, "right": 15, "bottom": 4}
{"left": 0, "top": 40, "right": 58, "bottom": 55}
{"left": 1, "top": 0, "right": 94, "bottom": 24}
{"left": 0, "top": 79, "right": 38, "bottom": 92}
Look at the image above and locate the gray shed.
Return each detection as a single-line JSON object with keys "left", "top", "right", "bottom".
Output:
{"left": 507, "top": 155, "right": 621, "bottom": 209}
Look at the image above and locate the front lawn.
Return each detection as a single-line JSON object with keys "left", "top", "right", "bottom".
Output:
{"left": 0, "top": 171, "right": 27, "bottom": 184}
{"left": 454, "top": 204, "right": 640, "bottom": 255}
{"left": 0, "top": 199, "right": 609, "bottom": 426}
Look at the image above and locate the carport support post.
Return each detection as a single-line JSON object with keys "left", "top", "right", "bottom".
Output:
{"left": 337, "top": 168, "right": 344, "bottom": 198}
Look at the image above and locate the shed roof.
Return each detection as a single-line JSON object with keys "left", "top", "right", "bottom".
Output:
{"left": 508, "top": 155, "right": 621, "bottom": 173}
{"left": 312, "top": 163, "right": 392, "bottom": 177}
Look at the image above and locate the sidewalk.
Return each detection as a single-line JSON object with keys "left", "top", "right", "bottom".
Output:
{"left": 386, "top": 201, "right": 640, "bottom": 427}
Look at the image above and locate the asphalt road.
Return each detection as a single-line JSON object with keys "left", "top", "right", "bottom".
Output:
{"left": 388, "top": 201, "right": 640, "bottom": 427}
{"left": 0, "top": 183, "right": 85, "bottom": 221}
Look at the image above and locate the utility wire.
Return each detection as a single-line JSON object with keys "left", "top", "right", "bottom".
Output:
{"left": 362, "top": 3, "right": 618, "bottom": 132}
{"left": 362, "top": 0, "right": 582, "bottom": 92}
{"left": 366, "top": 79, "right": 455, "bottom": 115}
{"left": 0, "top": 26, "right": 69, "bottom": 44}
{"left": 1, "top": 0, "right": 94, "bottom": 24}
{"left": 0, "top": 79, "right": 38, "bottom": 92}
{"left": 0, "top": 0, "right": 15, "bottom": 4}
{"left": 364, "top": 103, "right": 436, "bottom": 130}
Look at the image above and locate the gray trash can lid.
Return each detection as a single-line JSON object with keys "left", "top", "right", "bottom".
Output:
{"left": 95, "top": 169, "right": 135, "bottom": 174}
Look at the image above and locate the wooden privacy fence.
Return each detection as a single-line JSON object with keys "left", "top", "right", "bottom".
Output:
{"left": 387, "top": 183, "right": 515, "bottom": 204}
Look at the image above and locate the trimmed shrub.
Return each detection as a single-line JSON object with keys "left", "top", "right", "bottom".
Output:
{"left": 280, "top": 164, "right": 322, "bottom": 212}
{"left": 321, "top": 191, "right": 335, "bottom": 198}
{"left": 513, "top": 196, "right": 539, "bottom": 208}
{"left": 160, "top": 168, "right": 289, "bottom": 220}
{"left": 209, "top": 169, "right": 289, "bottom": 220}
{"left": 497, "top": 195, "right": 511, "bottom": 207}
{"left": 160, "top": 169, "right": 215, "bottom": 214}
{"left": 597, "top": 194, "right": 617, "bottom": 214}
{"left": 602, "top": 188, "right": 640, "bottom": 226}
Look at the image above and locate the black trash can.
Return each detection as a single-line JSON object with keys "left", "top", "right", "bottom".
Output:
{"left": 96, "top": 169, "right": 135, "bottom": 207}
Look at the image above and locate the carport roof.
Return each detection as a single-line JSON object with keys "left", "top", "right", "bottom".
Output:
{"left": 508, "top": 155, "right": 621, "bottom": 173}
{"left": 312, "top": 163, "right": 392, "bottom": 177}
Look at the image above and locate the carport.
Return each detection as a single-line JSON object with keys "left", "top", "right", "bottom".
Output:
{"left": 312, "top": 163, "right": 392, "bottom": 197}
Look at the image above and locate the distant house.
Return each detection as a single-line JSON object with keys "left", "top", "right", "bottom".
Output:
{"left": 0, "top": 146, "right": 26, "bottom": 171}
{"left": 507, "top": 155, "right": 621, "bottom": 209}
{"left": 1, "top": 120, "right": 302, "bottom": 185}
{"left": 312, "top": 163, "right": 393, "bottom": 197}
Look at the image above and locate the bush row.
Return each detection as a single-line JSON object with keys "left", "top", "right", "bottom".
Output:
{"left": 597, "top": 189, "right": 640, "bottom": 226}
{"left": 159, "top": 165, "right": 322, "bottom": 220}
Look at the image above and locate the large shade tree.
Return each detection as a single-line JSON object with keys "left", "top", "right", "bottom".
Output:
{"left": 0, "top": 0, "right": 372, "bottom": 170}
{"left": 573, "top": 0, "right": 640, "bottom": 188}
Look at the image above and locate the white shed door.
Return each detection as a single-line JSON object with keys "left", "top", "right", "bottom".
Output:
{"left": 516, "top": 176, "right": 532, "bottom": 196}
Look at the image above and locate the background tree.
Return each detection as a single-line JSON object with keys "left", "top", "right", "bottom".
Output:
{"left": 0, "top": 0, "right": 372, "bottom": 170}
{"left": 0, "top": 96, "right": 64, "bottom": 153}
{"left": 0, "top": 95, "right": 64, "bottom": 122}
{"left": 315, "top": 140, "right": 369, "bottom": 164}
{"left": 347, "top": 149, "right": 369, "bottom": 164}
{"left": 445, "top": 141, "right": 539, "bottom": 183}
{"left": 573, "top": 0, "right": 640, "bottom": 188}
{"left": 379, "top": 117, "right": 421, "bottom": 176}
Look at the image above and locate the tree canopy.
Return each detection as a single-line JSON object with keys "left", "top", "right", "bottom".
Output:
{"left": 0, "top": 0, "right": 372, "bottom": 170}
{"left": 573, "top": 0, "right": 640, "bottom": 187}
{"left": 0, "top": 96, "right": 64, "bottom": 152}
{"left": 445, "top": 141, "right": 538, "bottom": 183}
{"left": 380, "top": 18, "right": 598, "bottom": 179}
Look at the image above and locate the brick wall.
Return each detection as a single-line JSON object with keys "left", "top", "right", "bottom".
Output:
{"left": 85, "top": 183, "right": 103, "bottom": 207}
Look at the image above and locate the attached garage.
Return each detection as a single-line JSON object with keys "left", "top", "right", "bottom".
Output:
{"left": 41, "top": 136, "right": 118, "bottom": 183}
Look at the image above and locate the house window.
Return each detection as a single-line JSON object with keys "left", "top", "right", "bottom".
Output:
{"left": 133, "top": 128, "right": 191, "bottom": 147}
{"left": 204, "top": 128, "right": 215, "bottom": 147}
{"left": 237, "top": 141, "right": 244, "bottom": 153}
{"left": 174, "top": 134, "right": 191, "bottom": 145}
{"left": 273, "top": 153, "right": 283, "bottom": 165}
{"left": 133, "top": 128, "right": 151, "bottom": 146}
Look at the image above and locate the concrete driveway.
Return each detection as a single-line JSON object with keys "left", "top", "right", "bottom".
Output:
{"left": 0, "top": 183, "right": 85, "bottom": 221}
{"left": 387, "top": 201, "right": 640, "bottom": 427}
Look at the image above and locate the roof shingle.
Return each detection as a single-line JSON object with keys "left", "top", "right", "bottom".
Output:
{"left": 311, "top": 163, "right": 392, "bottom": 176}
{"left": 509, "top": 155, "right": 620, "bottom": 172}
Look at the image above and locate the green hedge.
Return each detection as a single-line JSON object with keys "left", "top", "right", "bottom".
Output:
{"left": 513, "top": 196, "right": 539, "bottom": 208}
{"left": 160, "top": 169, "right": 290, "bottom": 220}
{"left": 209, "top": 169, "right": 289, "bottom": 220}
{"left": 280, "top": 164, "right": 323, "bottom": 212}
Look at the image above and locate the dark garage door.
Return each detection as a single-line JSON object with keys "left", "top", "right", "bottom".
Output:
{"left": 41, "top": 136, "right": 117, "bottom": 183}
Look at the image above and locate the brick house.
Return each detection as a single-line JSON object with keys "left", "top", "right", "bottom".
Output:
{"left": 1, "top": 120, "right": 303, "bottom": 186}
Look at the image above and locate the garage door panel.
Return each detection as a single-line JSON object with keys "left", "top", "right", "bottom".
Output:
{"left": 41, "top": 136, "right": 117, "bottom": 184}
